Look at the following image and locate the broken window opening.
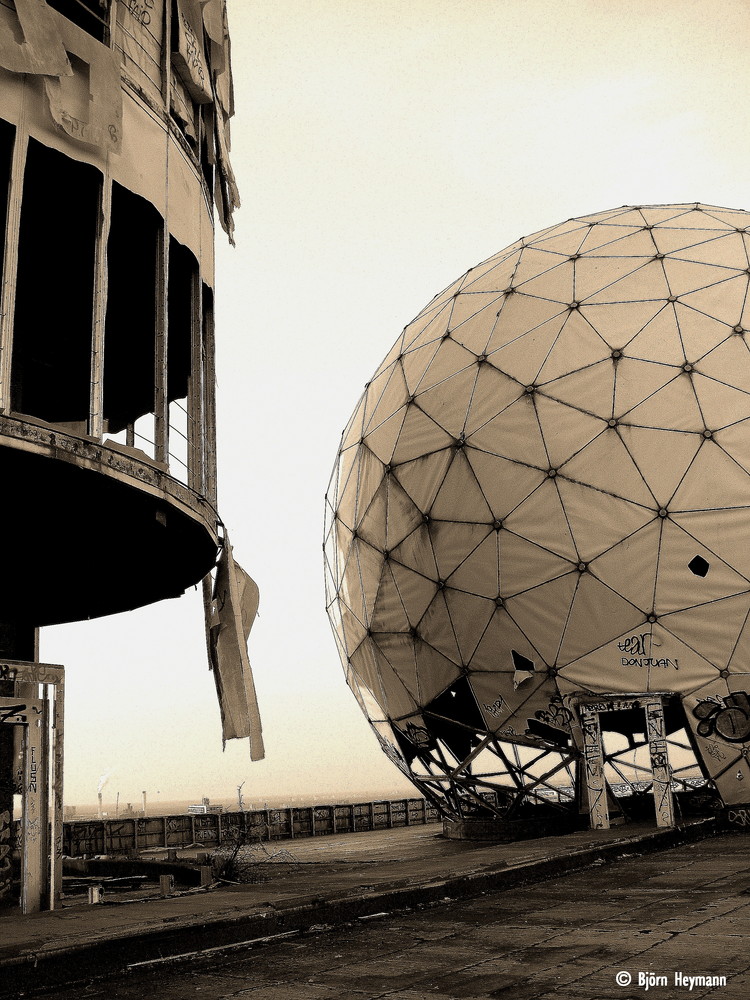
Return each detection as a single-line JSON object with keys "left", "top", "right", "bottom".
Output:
{"left": 0, "top": 120, "right": 14, "bottom": 295}
{"left": 46, "top": 0, "right": 112, "bottom": 44}
{"left": 511, "top": 649, "right": 535, "bottom": 672}
{"left": 11, "top": 139, "right": 100, "bottom": 427}
{"left": 102, "top": 182, "right": 161, "bottom": 440}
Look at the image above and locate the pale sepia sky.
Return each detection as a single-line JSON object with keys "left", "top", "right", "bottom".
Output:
{"left": 42, "top": 0, "right": 750, "bottom": 807}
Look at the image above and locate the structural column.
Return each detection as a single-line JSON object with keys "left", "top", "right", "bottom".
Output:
{"left": 645, "top": 697, "right": 675, "bottom": 828}
{"left": 580, "top": 706, "right": 609, "bottom": 830}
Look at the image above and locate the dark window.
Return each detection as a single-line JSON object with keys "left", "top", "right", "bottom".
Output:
{"left": 103, "top": 183, "right": 161, "bottom": 433}
{"left": 0, "top": 119, "right": 14, "bottom": 294}
{"left": 167, "top": 236, "right": 196, "bottom": 403}
{"left": 12, "top": 140, "right": 100, "bottom": 424}
{"left": 46, "top": 0, "right": 111, "bottom": 44}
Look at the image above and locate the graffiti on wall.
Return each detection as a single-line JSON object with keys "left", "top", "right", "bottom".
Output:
{"left": 694, "top": 692, "right": 750, "bottom": 744}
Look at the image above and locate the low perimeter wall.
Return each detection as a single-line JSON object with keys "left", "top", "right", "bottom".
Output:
{"left": 62, "top": 798, "right": 440, "bottom": 857}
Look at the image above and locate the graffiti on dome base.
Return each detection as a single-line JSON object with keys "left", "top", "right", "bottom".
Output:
{"left": 694, "top": 692, "right": 750, "bottom": 744}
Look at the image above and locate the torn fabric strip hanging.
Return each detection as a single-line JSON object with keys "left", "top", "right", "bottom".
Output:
{"left": 205, "top": 535, "right": 264, "bottom": 760}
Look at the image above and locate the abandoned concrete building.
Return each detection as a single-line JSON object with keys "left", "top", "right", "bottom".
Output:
{"left": 0, "top": 0, "right": 260, "bottom": 913}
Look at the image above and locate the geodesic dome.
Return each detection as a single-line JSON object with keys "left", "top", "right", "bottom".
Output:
{"left": 324, "top": 203, "right": 750, "bottom": 820}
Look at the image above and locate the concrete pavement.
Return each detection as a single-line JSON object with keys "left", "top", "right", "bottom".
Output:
{"left": 0, "top": 816, "right": 722, "bottom": 996}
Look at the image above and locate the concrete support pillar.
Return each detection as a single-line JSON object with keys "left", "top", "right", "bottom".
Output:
{"left": 645, "top": 698, "right": 675, "bottom": 828}
{"left": 580, "top": 707, "right": 609, "bottom": 830}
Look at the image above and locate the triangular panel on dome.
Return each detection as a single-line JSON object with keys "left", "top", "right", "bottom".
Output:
{"left": 348, "top": 663, "right": 388, "bottom": 722}
{"left": 414, "top": 640, "right": 464, "bottom": 703}
{"left": 335, "top": 444, "right": 364, "bottom": 528}
{"left": 678, "top": 305, "right": 739, "bottom": 371}
{"left": 557, "top": 574, "right": 644, "bottom": 666}
{"left": 573, "top": 255, "right": 649, "bottom": 302}
{"left": 670, "top": 439, "right": 750, "bottom": 512}
{"left": 679, "top": 274, "right": 748, "bottom": 328}
{"left": 354, "top": 445, "right": 388, "bottom": 526}
{"left": 340, "top": 393, "right": 367, "bottom": 452}
{"left": 539, "top": 361, "right": 615, "bottom": 421}
{"left": 369, "top": 562, "right": 411, "bottom": 633}
{"left": 486, "top": 315, "right": 567, "bottom": 385}
{"left": 639, "top": 205, "right": 694, "bottom": 226}
{"left": 467, "top": 396, "right": 548, "bottom": 469}
{"left": 568, "top": 222, "right": 642, "bottom": 255}
{"left": 661, "top": 207, "right": 735, "bottom": 230}
{"left": 448, "top": 303, "right": 501, "bottom": 357}
{"left": 659, "top": 592, "right": 750, "bottom": 673}
{"left": 533, "top": 395, "right": 606, "bottom": 470}
{"left": 691, "top": 373, "right": 750, "bottom": 430}
{"left": 654, "top": 519, "right": 750, "bottom": 615}
{"left": 385, "top": 476, "right": 425, "bottom": 550}
{"left": 449, "top": 290, "right": 506, "bottom": 331}
{"left": 418, "top": 591, "right": 462, "bottom": 665}
{"left": 364, "top": 405, "right": 408, "bottom": 464}
{"left": 672, "top": 507, "right": 750, "bottom": 583}
{"left": 700, "top": 207, "right": 750, "bottom": 230}
{"left": 357, "top": 478, "right": 388, "bottom": 551}
{"left": 713, "top": 420, "right": 750, "bottom": 476}
{"left": 586, "top": 520, "right": 660, "bottom": 612}
{"left": 501, "top": 480, "right": 578, "bottom": 562}
{"left": 430, "top": 450, "right": 493, "bottom": 523}
{"left": 415, "top": 365, "right": 479, "bottom": 438}
{"left": 527, "top": 224, "right": 591, "bottom": 256}
{"left": 515, "top": 259, "right": 574, "bottom": 303}
{"left": 621, "top": 373, "right": 704, "bottom": 432}
{"left": 469, "top": 604, "right": 544, "bottom": 673}
{"left": 498, "top": 529, "right": 575, "bottom": 595}
{"left": 698, "top": 336, "right": 750, "bottom": 394}
{"left": 459, "top": 250, "right": 522, "bottom": 295}
{"left": 559, "top": 429, "right": 654, "bottom": 506}
{"left": 652, "top": 226, "right": 734, "bottom": 256}
{"left": 584, "top": 261, "right": 671, "bottom": 304}
{"left": 390, "top": 523, "right": 439, "bottom": 582}
{"left": 391, "top": 405, "right": 454, "bottom": 464}
{"left": 446, "top": 531, "right": 499, "bottom": 598}
{"left": 339, "top": 540, "right": 372, "bottom": 629}
{"left": 356, "top": 536, "right": 387, "bottom": 622}
{"left": 670, "top": 231, "right": 747, "bottom": 270}
{"left": 369, "top": 631, "right": 421, "bottom": 704}
{"left": 349, "top": 638, "right": 389, "bottom": 712}
{"left": 401, "top": 300, "right": 453, "bottom": 354}
{"left": 580, "top": 300, "right": 666, "bottom": 350}
{"left": 535, "top": 311, "right": 611, "bottom": 383}
{"left": 416, "top": 338, "right": 478, "bottom": 395}
{"left": 727, "top": 609, "right": 750, "bottom": 675}
{"left": 582, "top": 230, "right": 660, "bottom": 260}
{"left": 487, "top": 294, "right": 568, "bottom": 353}
{"left": 393, "top": 448, "right": 453, "bottom": 511}
{"left": 622, "top": 308, "right": 686, "bottom": 366}
{"left": 367, "top": 640, "right": 420, "bottom": 719}
{"left": 463, "top": 364, "right": 526, "bottom": 436}
{"left": 401, "top": 339, "right": 443, "bottom": 395}
{"left": 429, "top": 521, "right": 493, "bottom": 581}
{"left": 663, "top": 257, "right": 742, "bottom": 299}
{"left": 511, "top": 247, "right": 570, "bottom": 287}
{"left": 466, "top": 449, "right": 547, "bottom": 520}
{"left": 444, "top": 588, "right": 497, "bottom": 664}
{"left": 556, "top": 477, "right": 654, "bottom": 562}
{"left": 389, "top": 560, "right": 439, "bottom": 629}
{"left": 614, "top": 360, "right": 684, "bottom": 424}
{"left": 617, "top": 425, "right": 701, "bottom": 507}
{"left": 364, "top": 362, "right": 409, "bottom": 436}
{"left": 504, "top": 572, "right": 578, "bottom": 665}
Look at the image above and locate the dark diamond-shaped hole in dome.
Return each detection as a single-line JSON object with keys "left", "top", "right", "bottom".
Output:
{"left": 511, "top": 649, "right": 535, "bottom": 673}
{"left": 688, "top": 555, "right": 709, "bottom": 578}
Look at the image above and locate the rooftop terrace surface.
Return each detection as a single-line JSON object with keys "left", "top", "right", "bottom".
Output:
{"left": 0, "top": 818, "right": 722, "bottom": 997}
